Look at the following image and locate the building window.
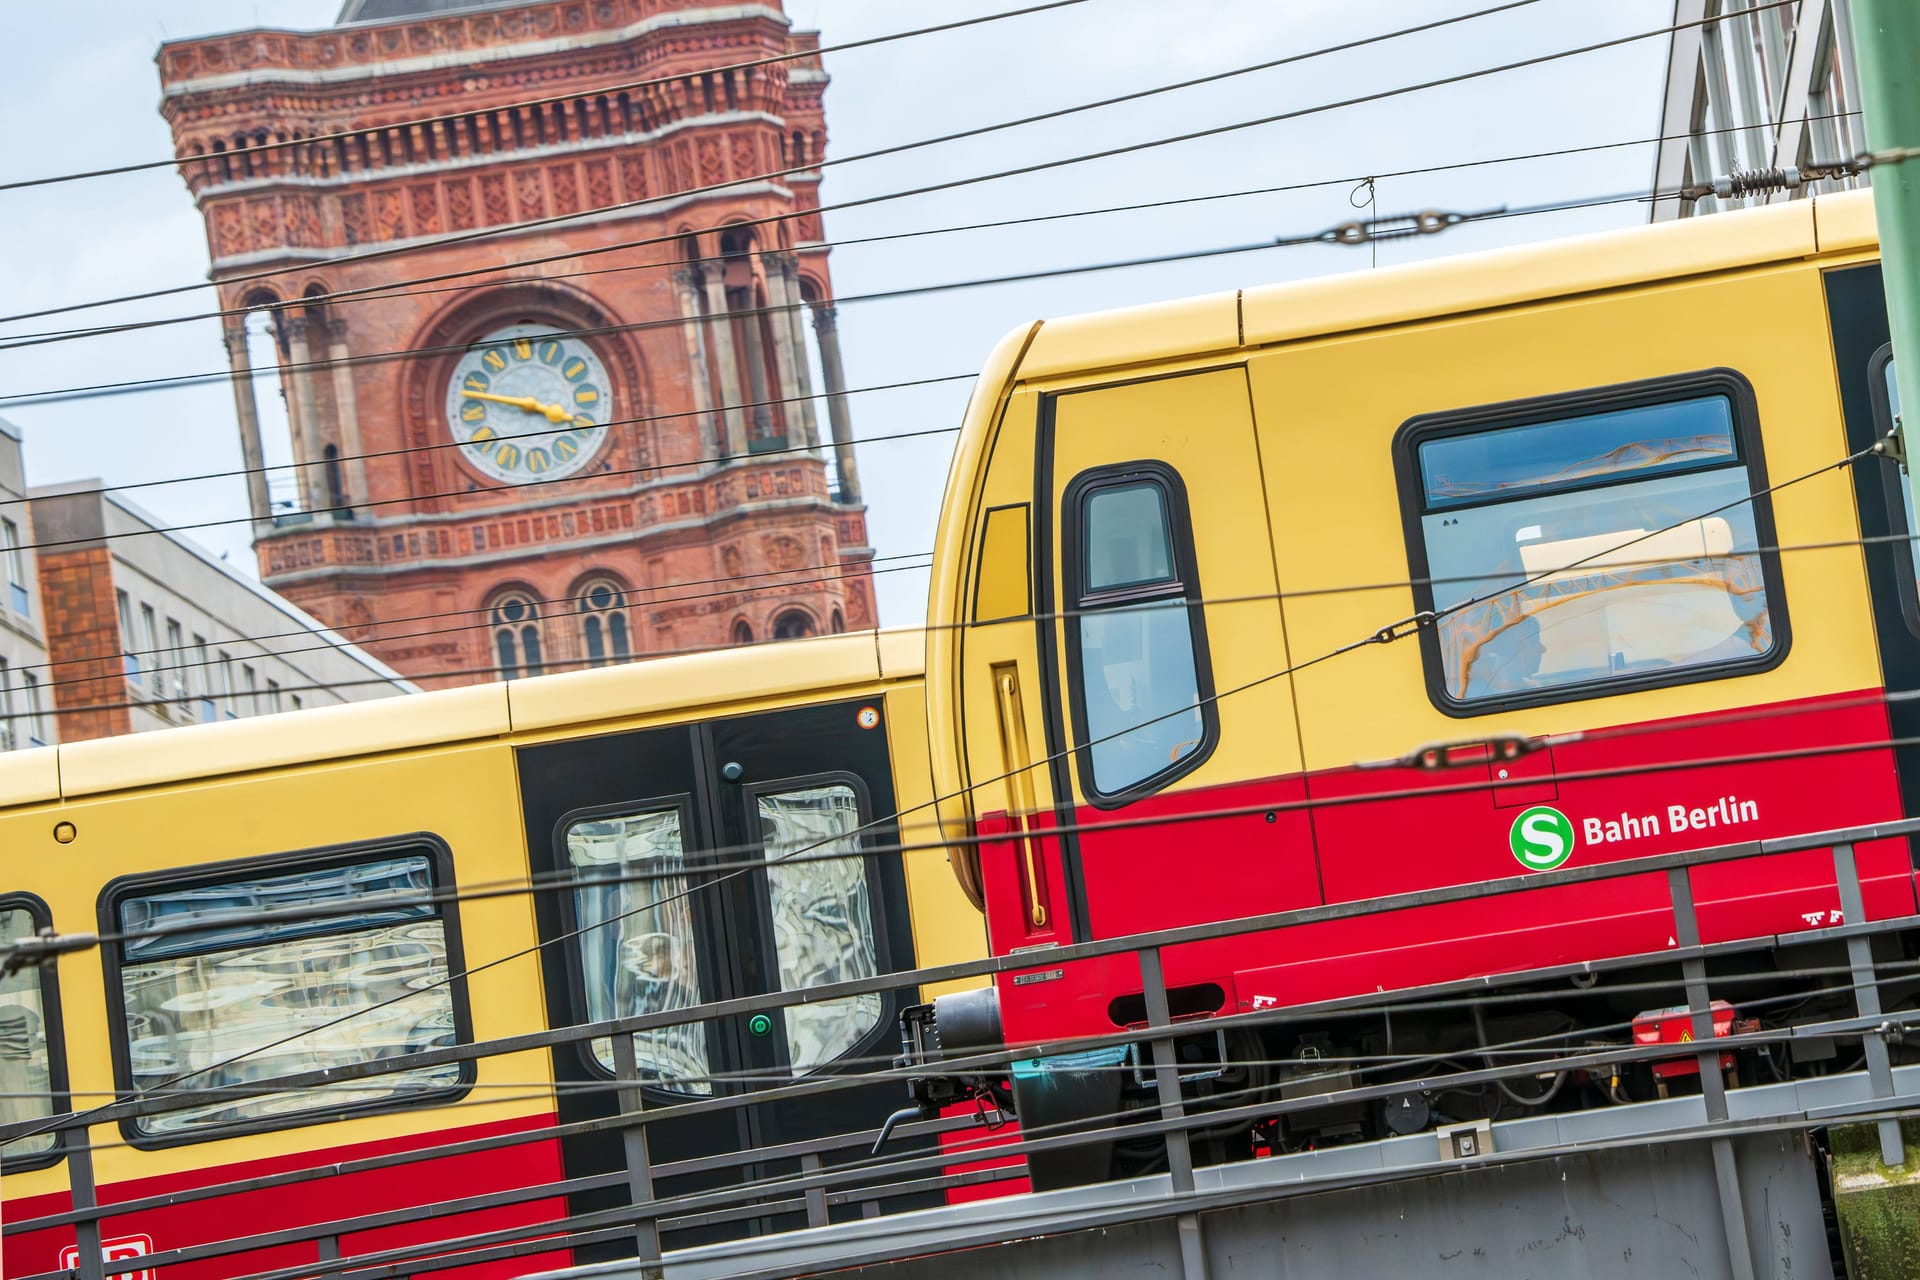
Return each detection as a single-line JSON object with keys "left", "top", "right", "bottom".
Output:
{"left": 771, "top": 610, "right": 817, "bottom": 641}
{"left": 164, "top": 620, "right": 184, "bottom": 701}
{"left": 1, "top": 519, "right": 27, "bottom": 616}
{"left": 242, "top": 664, "right": 258, "bottom": 716}
{"left": 0, "top": 897, "right": 64, "bottom": 1167}
{"left": 140, "top": 605, "right": 161, "bottom": 694}
{"left": 1064, "top": 465, "right": 1213, "bottom": 801}
{"left": 0, "top": 659, "right": 11, "bottom": 751}
{"left": 20, "top": 673, "right": 44, "bottom": 748}
{"left": 216, "top": 653, "right": 235, "bottom": 720}
{"left": 830, "top": 608, "right": 845, "bottom": 634}
{"left": 731, "top": 619, "right": 754, "bottom": 645}
{"left": 192, "top": 636, "right": 213, "bottom": 723}
{"left": 104, "top": 843, "right": 468, "bottom": 1142}
{"left": 578, "top": 580, "right": 631, "bottom": 668}
{"left": 1401, "top": 372, "right": 1782, "bottom": 712}
{"left": 490, "top": 592, "right": 543, "bottom": 680}
{"left": 267, "top": 680, "right": 283, "bottom": 713}
{"left": 117, "top": 590, "right": 140, "bottom": 680}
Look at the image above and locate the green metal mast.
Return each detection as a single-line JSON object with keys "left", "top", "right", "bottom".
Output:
{"left": 1849, "top": 0, "right": 1920, "bottom": 515}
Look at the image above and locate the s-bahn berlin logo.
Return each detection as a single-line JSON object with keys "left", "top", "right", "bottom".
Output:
{"left": 1509, "top": 805, "right": 1575, "bottom": 872}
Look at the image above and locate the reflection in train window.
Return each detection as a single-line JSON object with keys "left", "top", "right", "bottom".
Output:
{"left": 566, "top": 806, "right": 710, "bottom": 1094}
{"left": 757, "top": 784, "right": 880, "bottom": 1074}
{"left": 0, "top": 903, "right": 58, "bottom": 1162}
{"left": 1067, "top": 466, "right": 1212, "bottom": 800}
{"left": 110, "top": 850, "right": 462, "bottom": 1138}
{"left": 1412, "top": 390, "right": 1777, "bottom": 706}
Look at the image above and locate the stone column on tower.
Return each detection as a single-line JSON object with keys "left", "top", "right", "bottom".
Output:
{"left": 700, "top": 264, "right": 749, "bottom": 457}
{"left": 672, "top": 267, "right": 720, "bottom": 460}
{"left": 324, "top": 318, "right": 370, "bottom": 512}
{"left": 765, "top": 253, "right": 819, "bottom": 448}
{"left": 222, "top": 319, "right": 275, "bottom": 536}
{"left": 278, "top": 316, "right": 327, "bottom": 513}
{"left": 738, "top": 290, "right": 777, "bottom": 445}
{"left": 810, "top": 303, "right": 861, "bottom": 503}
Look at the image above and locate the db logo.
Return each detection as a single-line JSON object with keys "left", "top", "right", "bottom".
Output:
{"left": 60, "top": 1235, "right": 154, "bottom": 1280}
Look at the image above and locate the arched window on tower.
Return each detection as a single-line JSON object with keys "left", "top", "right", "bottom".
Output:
{"left": 324, "top": 445, "right": 346, "bottom": 513}
{"left": 490, "top": 591, "right": 544, "bottom": 680}
{"left": 732, "top": 619, "right": 755, "bottom": 645}
{"left": 578, "top": 579, "right": 632, "bottom": 668}
{"left": 771, "top": 609, "right": 817, "bottom": 641}
{"left": 830, "top": 608, "right": 845, "bottom": 634}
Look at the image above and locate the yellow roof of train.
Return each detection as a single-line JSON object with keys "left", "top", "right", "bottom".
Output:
{"left": 0, "top": 627, "right": 925, "bottom": 808}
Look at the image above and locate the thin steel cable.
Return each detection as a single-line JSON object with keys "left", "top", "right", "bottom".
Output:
{"left": 0, "top": 0, "right": 1786, "bottom": 331}
{"left": 0, "top": 0, "right": 1096, "bottom": 194}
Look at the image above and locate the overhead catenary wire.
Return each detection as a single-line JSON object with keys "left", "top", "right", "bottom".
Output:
{"left": 0, "top": 0, "right": 1097, "bottom": 195}
{"left": 0, "top": 105, "right": 1860, "bottom": 403}
{"left": 0, "top": 0, "right": 1792, "bottom": 333}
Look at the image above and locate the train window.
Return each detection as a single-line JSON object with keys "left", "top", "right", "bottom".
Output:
{"left": 0, "top": 897, "right": 64, "bottom": 1167}
{"left": 756, "top": 782, "right": 881, "bottom": 1074}
{"left": 565, "top": 805, "right": 711, "bottom": 1094}
{"left": 1064, "top": 464, "right": 1216, "bottom": 802}
{"left": 1400, "top": 372, "right": 1784, "bottom": 713}
{"left": 102, "top": 842, "right": 468, "bottom": 1143}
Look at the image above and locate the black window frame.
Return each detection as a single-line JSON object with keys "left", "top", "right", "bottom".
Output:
{"left": 0, "top": 891, "right": 69, "bottom": 1171}
{"left": 1864, "top": 343, "right": 1920, "bottom": 639}
{"left": 1393, "top": 368, "right": 1791, "bottom": 718}
{"left": 740, "top": 769, "right": 897, "bottom": 1079}
{"left": 1061, "top": 460, "right": 1219, "bottom": 807}
{"left": 96, "top": 834, "right": 474, "bottom": 1150}
{"left": 551, "top": 793, "right": 718, "bottom": 1095}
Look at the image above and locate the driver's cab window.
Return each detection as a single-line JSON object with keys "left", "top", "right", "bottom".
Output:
{"left": 1066, "top": 465, "right": 1213, "bottom": 801}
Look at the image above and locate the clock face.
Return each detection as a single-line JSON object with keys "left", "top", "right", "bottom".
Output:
{"left": 444, "top": 323, "right": 611, "bottom": 484}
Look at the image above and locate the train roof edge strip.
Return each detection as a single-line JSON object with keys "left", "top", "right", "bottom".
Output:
{"left": 1019, "top": 290, "right": 1242, "bottom": 381}
{"left": 0, "top": 745, "right": 60, "bottom": 808}
{"left": 505, "top": 629, "right": 888, "bottom": 733}
{"left": 1813, "top": 187, "right": 1879, "bottom": 254}
{"left": 56, "top": 681, "right": 512, "bottom": 800}
{"left": 1242, "top": 196, "right": 1827, "bottom": 348}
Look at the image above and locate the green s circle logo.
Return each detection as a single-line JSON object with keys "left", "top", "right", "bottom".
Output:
{"left": 1509, "top": 805, "right": 1575, "bottom": 872}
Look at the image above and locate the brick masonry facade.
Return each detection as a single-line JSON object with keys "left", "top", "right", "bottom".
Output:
{"left": 35, "top": 544, "right": 131, "bottom": 743}
{"left": 158, "top": 0, "right": 875, "bottom": 689}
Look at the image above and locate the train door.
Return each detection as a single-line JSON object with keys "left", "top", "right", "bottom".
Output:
{"left": 516, "top": 697, "right": 921, "bottom": 1255}
{"left": 1032, "top": 367, "right": 1316, "bottom": 973}
{"left": 1829, "top": 261, "right": 1920, "bottom": 833}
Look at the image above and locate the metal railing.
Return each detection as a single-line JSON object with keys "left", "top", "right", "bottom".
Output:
{"left": 9, "top": 816, "right": 1920, "bottom": 1280}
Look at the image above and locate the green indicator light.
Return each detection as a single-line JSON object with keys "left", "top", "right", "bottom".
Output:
{"left": 748, "top": 1014, "right": 773, "bottom": 1038}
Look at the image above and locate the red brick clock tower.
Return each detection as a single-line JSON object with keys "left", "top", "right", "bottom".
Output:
{"left": 157, "top": 0, "right": 874, "bottom": 688}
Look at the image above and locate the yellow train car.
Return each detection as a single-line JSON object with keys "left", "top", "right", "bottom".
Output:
{"left": 912, "top": 188, "right": 1920, "bottom": 1183}
{"left": 0, "top": 628, "right": 982, "bottom": 1279}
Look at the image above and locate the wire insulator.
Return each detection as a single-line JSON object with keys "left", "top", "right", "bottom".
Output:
{"left": 1712, "top": 166, "right": 1802, "bottom": 199}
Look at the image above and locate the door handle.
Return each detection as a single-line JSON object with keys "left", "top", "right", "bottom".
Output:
{"left": 993, "top": 666, "right": 1047, "bottom": 929}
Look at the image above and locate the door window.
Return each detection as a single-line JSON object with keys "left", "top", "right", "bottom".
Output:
{"left": 0, "top": 900, "right": 61, "bottom": 1164}
{"left": 108, "top": 848, "right": 463, "bottom": 1140}
{"left": 756, "top": 784, "right": 880, "bottom": 1074}
{"left": 566, "top": 806, "right": 711, "bottom": 1094}
{"left": 1066, "top": 466, "right": 1213, "bottom": 800}
{"left": 1403, "top": 374, "right": 1784, "bottom": 711}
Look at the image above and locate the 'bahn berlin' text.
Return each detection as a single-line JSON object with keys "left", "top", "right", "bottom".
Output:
{"left": 1583, "top": 795, "right": 1760, "bottom": 845}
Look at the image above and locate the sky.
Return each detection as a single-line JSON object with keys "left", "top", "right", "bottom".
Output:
{"left": 0, "top": 0, "right": 1679, "bottom": 630}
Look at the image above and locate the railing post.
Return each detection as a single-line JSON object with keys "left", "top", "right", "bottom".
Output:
{"left": 1667, "top": 866, "right": 1756, "bottom": 1280}
{"left": 799, "top": 1152, "right": 829, "bottom": 1229}
{"left": 1138, "top": 946, "right": 1209, "bottom": 1280}
{"left": 64, "top": 1116, "right": 103, "bottom": 1280}
{"left": 1832, "top": 842, "right": 1906, "bottom": 1167}
{"left": 609, "top": 1033, "right": 664, "bottom": 1277}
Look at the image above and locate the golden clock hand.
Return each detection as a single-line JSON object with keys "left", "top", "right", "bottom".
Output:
{"left": 462, "top": 390, "right": 544, "bottom": 413}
